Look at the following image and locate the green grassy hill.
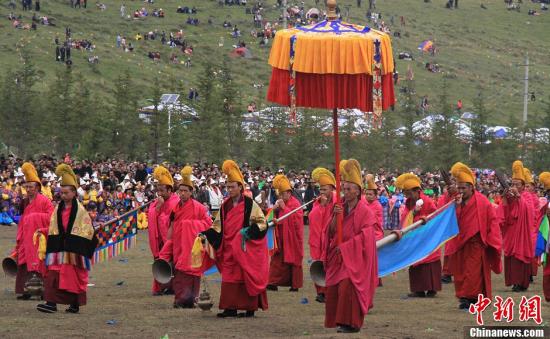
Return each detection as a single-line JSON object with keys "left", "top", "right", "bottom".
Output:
{"left": 1, "top": 0, "right": 549, "bottom": 123}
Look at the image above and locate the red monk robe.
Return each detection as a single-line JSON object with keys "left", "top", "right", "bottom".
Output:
{"left": 324, "top": 198, "right": 378, "bottom": 330}
{"left": 308, "top": 193, "right": 335, "bottom": 295}
{"left": 15, "top": 193, "right": 53, "bottom": 295}
{"left": 269, "top": 195, "right": 304, "bottom": 289}
{"left": 446, "top": 191, "right": 502, "bottom": 301}
{"left": 498, "top": 191, "right": 534, "bottom": 290}
{"left": 401, "top": 193, "right": 441, "bottom": 295}
{"left": 365, "top": 199, "right": 384, "bottom": 240}
{"left": 525, "top": 191, "right": 541, "bottom": 276}
{"left": 43, "top": 206, "right": 89, "bottom": 307}
{"left": 539, "top": 203, "right": 550, "bottom": 301}
{"left": 203, "top": 195, "right": 269, "bottom": 314}
{"left": 438, "top": 192, "right": 453, "bottom": 278}
{"left": 159, "top": 198, "right": 211, "bottom": 307}
{"left": 148, "top": 193, "right": 180, "bottom": 294}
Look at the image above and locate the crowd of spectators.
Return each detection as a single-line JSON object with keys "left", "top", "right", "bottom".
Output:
{"left": 1, "top": 154, "right": 547, "bottom": 233}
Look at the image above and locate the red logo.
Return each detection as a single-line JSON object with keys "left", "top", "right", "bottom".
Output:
{"left": 469, "top": 294, "right": 543, "bottom": 325}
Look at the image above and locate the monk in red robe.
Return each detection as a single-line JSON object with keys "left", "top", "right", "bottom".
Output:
{"left": 308, "top": 167, "right": 336, "bottom": 303}
{"left": 445, "top": 162, "right": 502, "bottom": 309}
{"left": 537, "top": 172, "right": 550, "bottom": 301}
{"left": 267, "top": 174, "right": 303, "bottom": 292}
{"left": 201, "top": 160, "right": 268, "bottom": 318}
{"left": 499, "top": 160, "right": 534, "bottom": 292}
{"left": 15, "top": 162, "right": 54, "bottom": 300}
{"left": 438, "top": 179, "right": 457, "bottom": 284}
{"left": 148, "top": 166, "right": 180, "bottom": 295}
{"left": 159, "top": 166, "right": 211, "bottom": 308}
{"left": 524, "top": 168, "right": 541, "bottom": 278}
{"left": 364, "top": 174, "right": 384, "bottom": 241}
{"left": 37, "top": 164, "right": 96, "bottom": 314}
{"left": 395, "top": 173, "right": 440, "bottom": 298}
{"left": 324, "top": 159, "right": 378, "bottom": 333}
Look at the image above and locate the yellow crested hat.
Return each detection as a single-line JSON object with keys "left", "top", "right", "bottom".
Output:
{"left": 311, "top": 167, "right": 335, "bottom": 187}
{"left": 512, "top": 160, "right": 526, "bottom": 183}
{"left": 180, "top": 165, "right": 194, "bottom": 189}
{"left": 395, "top": 173, "right": 421, "bottom": 190}
{"left": 339, "top": 159, "right": 362, "bottom": 188}
{"left": 222, "top": 160, "right": 245, "bottom": 187}
{"left": 153, "top": 166, "right": 174, "bottom": 187}
{"left": 539, "top": 172, "right": 550, "bottom": 191}
{"left": 22, "top": 162, "right": 41, "bottom": 186}
{"left": 55, "top": 164, "right": 78, "bottom": 189}
{"left": 273, "top": 174, "right": 292, "bottom": 192}
{"left": 450, "top": 162, "right": 475, "bottom": 185}
{"left": 523, "top": 168, "right": 534, "bottom": 184}
{"left": 364, "top": 174, "right": 377, "bottom": 190}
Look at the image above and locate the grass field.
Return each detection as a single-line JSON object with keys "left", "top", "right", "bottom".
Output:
{"left": 1, "top": 0, "right": 549, "bottom": 124}
{"left": 1, "top": 225, "right": 548, "bottom": 338}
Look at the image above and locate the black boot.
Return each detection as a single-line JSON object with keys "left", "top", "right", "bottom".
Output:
{"left": 407, "top": 291, "right": 425, "bottom": 298}
{"left": 426, "top": 290, "right": 437, "bottom": 298}
{"left": 266, "top": 285, "right": 278, "bottom": 291}
{"left": 337, "top": 325, "right": 360, "bottom": 333}
{"left": 217, "top": 309, "right": 238, "bottom": 318}
{"left": 238, "top": 310, "right": 255, "bottom": 318}
{"left": 315, "top": 293, "right": 326, "bottom": 303}
{"left": 17, "top": 294, "right": 32, "bottom": 300}
{"left": 441, "top": 275, "right": 452, "bottom": 284}
{"left": 37, "top": 301, "right": 57, "bottom": 313}
{"left": 66, "top": 305, "right": 79, "bottom": 313}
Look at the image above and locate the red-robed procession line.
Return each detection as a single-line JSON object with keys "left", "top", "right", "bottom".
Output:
{"left": 332, "top": 108, "right": 343, "bottom": 244}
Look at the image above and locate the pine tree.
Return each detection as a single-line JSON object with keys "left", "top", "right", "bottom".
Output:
{"left": 46, "top": 67, "right": 76, "bottom": 156}
{"left": 110, "top": 71, "right": 148, "bottom": 160}
{"left": 428, "top": 78, "right": 466, "bottom": 169}
{"left": 0, "top": 50, "right": 41, "bottom": 156}
{"left": 219, "top": 59, "right": 244, "bottom": 158}
{"left": 148, "top": 77, "right": 167, "bottom": 163}
{"left": 397, "top": 79, "right": 420, "bottom": 170}
{"left": 470, "top": 86, "right": 490, "bottom": 167}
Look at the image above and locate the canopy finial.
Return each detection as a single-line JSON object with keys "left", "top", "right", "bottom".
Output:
{"left": 327, "top": 0, "right": 338, "bottom": 21}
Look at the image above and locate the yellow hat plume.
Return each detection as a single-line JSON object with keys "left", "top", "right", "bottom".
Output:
{"left": 222, "top": 160, "right": 245, "bottom": 187}
{"left": 395, "top": 173, "right": 422, "bottom": 190}
{"left": 154, "top": 166, "right": 174, "bottom": 187}
{"left": 512, "top": 160, "right": 526, "bottom": 182}
{"left": 450, "top": 162, "right": 475, "bottom": 185}
{"left": 180, "top": 165, "right": 194, "bottom": 189}
{"left": 311, "top": 167, "right": 335, "bottom": 187}
{"left": 55, "top": 164, "right": 78, "bottom": 188}
{"left": 22, "top": 162, "right": 41, "bottom": 186}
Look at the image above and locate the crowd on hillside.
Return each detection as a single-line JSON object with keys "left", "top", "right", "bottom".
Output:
{"left": 1, "top": 154, "right": 547, "bottom": 231}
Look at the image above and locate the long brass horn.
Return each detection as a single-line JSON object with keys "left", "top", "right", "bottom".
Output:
{"left": 152, "top": 259, "right": 173, "bottom": 284}
{"left": 309, "top": 260, "right": 326, "bottom": 287}
{"left": 2, "top": 253, "right": 18, "bottom": 277}
{"left": 308, "top": 201, "right": 456, "bottom": 285}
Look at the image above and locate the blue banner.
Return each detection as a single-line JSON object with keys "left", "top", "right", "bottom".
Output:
{"left": 378, "top": 204, "right": 459, "bottom": 277}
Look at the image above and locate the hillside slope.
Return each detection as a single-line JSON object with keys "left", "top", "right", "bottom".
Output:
{"left": 0, "top": 0, "right": 549, "bottom": 123}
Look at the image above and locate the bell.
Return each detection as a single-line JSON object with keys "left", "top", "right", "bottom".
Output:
{"left": 196, "top": 278, "right": 213, "bottom": 311}
{"left": 152, "top": 259, "right": 173, "bottom": 284}
{"left": 310, "top": 260, "right": 326, "bottom": 287}
{"left": 24, "top": 273, "right": 44, "bottom": 298}
{"left": 2, "top": 255, "right": 18, "bottom": 277}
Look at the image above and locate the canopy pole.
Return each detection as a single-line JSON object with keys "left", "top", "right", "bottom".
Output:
{"left": 332, "top": 108, "right": 343, "bottom": 244}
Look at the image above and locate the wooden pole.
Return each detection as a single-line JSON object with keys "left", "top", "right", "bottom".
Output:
{"left": 332, "top": 108, "right": 343, "bottom": 244}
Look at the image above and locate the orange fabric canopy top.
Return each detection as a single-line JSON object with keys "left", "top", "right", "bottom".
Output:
{"left": 268, "top": 20, "right": 394, "bottom": 75}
